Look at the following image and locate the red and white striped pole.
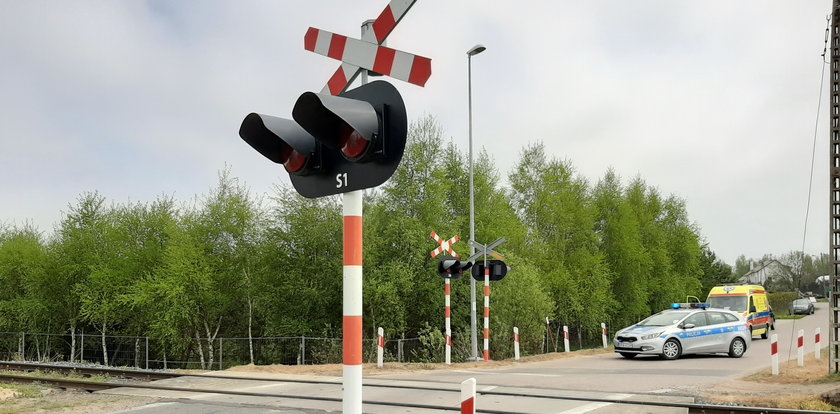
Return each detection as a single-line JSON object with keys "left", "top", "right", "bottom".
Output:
{"left": 563, "top": 325, "right": 570, "bottom": 353}
{"left": 377, "top": 327, "right": 384, "bottom": 368}
{"left": 343, "top": 190, "right": 363, "bottom": 413}
{"left": 445, "top": 278, "right": 452, "bottom": 365}
{"left": 797, "top": 329, "right": 804, "bottom": 367}
{"left": 816, "top": 328, "right": 822, "bottom": 360}
{"left": 770, "top": 334, "right": 779, "bottom": 375}
{"left": 513, "top": 327, "right": 520, "bottom": 360}
{"left": 461, "top": 377, "right": 476, "bottom": 414}
{"left": 601, "top": 323, "right": 608, "bottom": 348}
{"left": 483, "top": 265, "right": 490, "bottom": 361}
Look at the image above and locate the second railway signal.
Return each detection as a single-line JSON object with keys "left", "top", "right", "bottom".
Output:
{"left": 471, "top": 260, "right": 509, "bottom": 282}
{"left": 239, "top": 80, "right": 407, "bottom": 198}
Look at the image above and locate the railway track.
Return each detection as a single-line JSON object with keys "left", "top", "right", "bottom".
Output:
{"left": 0, "top": 361, "right": 828, "bottom": 414}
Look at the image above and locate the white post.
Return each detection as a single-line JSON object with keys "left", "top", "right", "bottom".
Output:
{"left": 483, "top": 266, "right": 490, "bottom": 361}
{"left": 797, "top": 329, "right": 804, "bottom": 367}
{"left": 377, "top": 327, "right": 384, "bottom": 368}
{"left": 601, "top": 323, "right": 608, "bottom": 349}
{"left": 343, "top": 190, "right": 363, "bottom": 414}
{"left": 771, "top": 334, "right": 779, "bottom": 376}
{"left": 445, "top": 278, "right": 452, "bottom": 365}
{"left": 461, "top": 377, "right": 476, "bottom": 414}
{"left": 816, "top": 328, "right": 822, "bottom": 360}
{"left": 513, "top": 327, "right": 520, "bottom": 361}
{"left": 563, "top": 325, "right": 570, "bottom": 353}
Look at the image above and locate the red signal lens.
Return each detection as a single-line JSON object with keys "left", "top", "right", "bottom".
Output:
{"left": 279, "top": 144, "right": 307, "bottom": 173}
{"left": 339, "top": 123, "right": 369, "bottom": 159}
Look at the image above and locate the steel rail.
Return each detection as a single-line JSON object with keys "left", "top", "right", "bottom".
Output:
{"left": 0, "top": 362, "right": 829, "bottom": 414}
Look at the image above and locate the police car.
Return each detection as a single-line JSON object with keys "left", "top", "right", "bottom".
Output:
{"left": 613, "top": 303, "right": 751, "bottom": 360}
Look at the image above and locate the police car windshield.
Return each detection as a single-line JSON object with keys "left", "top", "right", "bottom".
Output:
{"left": 707, "top": 296, "right": 747, "bottom": 312}
{"left": 637, "top": 311, "right": 691, "bottom": 326}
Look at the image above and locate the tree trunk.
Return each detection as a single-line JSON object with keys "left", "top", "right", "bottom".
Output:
{"left": 134, "top": 338, "right": 140, "bottom": 368}
{"left": 101, "top": 322, "right": 109, "bottom": 366}
{"left": 195, "top": 330, "right": 206, "bottom": 369}
{"left": 69, "top": 324, "right": 77, "bottom": 363}
{"left": 247, "top": 295, "right": 254, "bottom": 365}
{"left": 203, "top": 317, "right": 222, "bottom": 370}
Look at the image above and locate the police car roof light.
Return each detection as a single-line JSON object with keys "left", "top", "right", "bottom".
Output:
{"left": 671, "top": 303, "right": 710, "bottom": 309}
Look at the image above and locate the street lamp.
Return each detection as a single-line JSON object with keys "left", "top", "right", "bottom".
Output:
{"left": 467, "top": 43, "right": 485, "bottom": 361}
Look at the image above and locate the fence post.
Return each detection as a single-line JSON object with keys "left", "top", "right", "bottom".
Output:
{"left": 80, "top": 331, "right": 83, "bottom": 363}
{"left": 771, "top": 334, "right": 779, "bottom": 375}
{"left": 601, "top": 323, "right": 608, "bottom": 348}
{"left": 145, "top": 337, "right": 149, "bottom": 370}
{"left": 377, "top": 328, "right": 384, "bottom": 368}
{"left": 563, "top": 326, "right": 570, "bottom": 353}
{"left": 398, "top": 339, "right": 403, "bottom": 363}
{"left": 302, "top": 336, "right": 306, "bottom": 365}
{"left": 298, "top": 336, "right": 304, "bottom": 365}
{"left": 816, "top": 328, "right": 822, "bottom": 360}
{"left": 20, "top": 332, "right": 25, "bottom": 361}
{"left": 219, "top": 338, "right": 223, "bottom": 370}
{"left": 513, "top": 327, "right": 520, "bottom": 361}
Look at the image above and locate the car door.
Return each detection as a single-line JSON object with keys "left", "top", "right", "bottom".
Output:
{"left": 704, "top": 311, "right": 732, "bottom": 352}
{"left": 677, "top": 312, "right": 709, "bottom": 354}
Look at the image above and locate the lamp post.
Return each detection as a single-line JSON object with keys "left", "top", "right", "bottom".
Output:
{"left": 467, "top": 43, "right": 486, "bottom": 361}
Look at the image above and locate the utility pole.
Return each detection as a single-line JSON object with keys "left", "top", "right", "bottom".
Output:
{"left": 829, "top": 0, "right": 840, "bottom": 374}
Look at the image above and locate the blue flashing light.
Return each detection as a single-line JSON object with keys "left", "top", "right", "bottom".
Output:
{"left": 671, "top": 303, "right": 710, "bottom": 309}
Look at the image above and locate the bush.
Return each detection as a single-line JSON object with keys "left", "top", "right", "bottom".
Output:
{"left": 768, "top": 292, "right": 799, "bottom": 316}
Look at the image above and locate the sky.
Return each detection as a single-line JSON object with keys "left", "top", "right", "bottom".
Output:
{"left": 0, "top": 0, "right": 833, "bottom": 265}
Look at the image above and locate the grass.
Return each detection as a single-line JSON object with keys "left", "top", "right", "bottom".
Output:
{"left": 775, "top": 314, "right": 806, "bottom": 320}
{"left": 0, "top": 382, "right": 44, "bottom": 398}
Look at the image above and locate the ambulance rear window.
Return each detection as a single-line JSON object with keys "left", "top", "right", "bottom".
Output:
{"left": 707, "top": 296, "right": 747, "bottom": 312}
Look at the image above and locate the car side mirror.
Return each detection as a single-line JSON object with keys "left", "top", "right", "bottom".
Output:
{"left": 681, "top": 323, "right": 695, "bottom": 329}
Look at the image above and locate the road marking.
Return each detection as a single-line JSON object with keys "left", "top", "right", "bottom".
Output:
{"left": 555, "top": 393, "right": 632, "bottom": 414}
{"left": 481, "top": 385, "right": 498, "bottom": 391}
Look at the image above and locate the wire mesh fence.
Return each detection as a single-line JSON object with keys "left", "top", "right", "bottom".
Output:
{"left": 0, "top": 322, "right": 617, "bottom": 369}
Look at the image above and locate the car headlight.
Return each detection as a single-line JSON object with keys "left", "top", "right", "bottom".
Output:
{"left": 641, "top": 332, "right": 663, "bottom": 340}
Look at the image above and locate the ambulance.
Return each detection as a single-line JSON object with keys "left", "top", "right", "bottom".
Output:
{"left": 706, "top": 285, "right": 774, "bottom": 339}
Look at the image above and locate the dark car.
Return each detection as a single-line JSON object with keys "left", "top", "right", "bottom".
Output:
{"left": 789, "top": 298, "right": 815, "bottom": 315}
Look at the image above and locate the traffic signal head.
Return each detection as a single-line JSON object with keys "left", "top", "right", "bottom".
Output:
{"left": 471, "top": 260, "right": 509, "bottom": 282}
{"left": 239, "top": 114, "right": 321, "bottom": 175}
{"left": 438, "top": 256, "right": 473, "bottom": 279}
{"left": 238, "top": 80, "right": 407, "bottom": 199}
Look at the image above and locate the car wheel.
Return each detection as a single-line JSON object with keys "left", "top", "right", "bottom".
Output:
{"left": 660, "top": 339, "right": 681, "bottom": 360}
{"left": 761, "top": 329, "right": 768, "bottom": 339}
{"left": 729, "top": 337, "right": 746, "bottom": 358}
{"left": 811, "top": 308, "right": 815, "bottom": 315}
{"left": 770, "top": 318, "right": 775, "bottom": 330}
{"left": 619, "top": 352, "right": 637, "bottom": 359}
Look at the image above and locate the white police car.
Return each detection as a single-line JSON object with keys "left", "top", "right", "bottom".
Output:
{"left": 613, "top": 303, "right": 751, "bottom": 360}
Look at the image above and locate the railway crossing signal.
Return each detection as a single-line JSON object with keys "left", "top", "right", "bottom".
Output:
{"left": 471, "top": 260, "right": 509, "bottom": 282}
{"left": 438, "top": 256, "right": 472, "bottom": 279}
{"left": 239, "top": 80, "right": 407, "bottom": 198}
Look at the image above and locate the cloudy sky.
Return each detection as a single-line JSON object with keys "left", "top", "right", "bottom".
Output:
{"left": 0, "top": 1, "right": 832, "bottom": 265}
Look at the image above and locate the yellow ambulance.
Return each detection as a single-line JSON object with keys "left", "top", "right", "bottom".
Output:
{"left": 706, "top": 285, "right": 774, "bottom": 339}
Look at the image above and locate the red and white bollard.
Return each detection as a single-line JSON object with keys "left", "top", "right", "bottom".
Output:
{"left": 816, "top": 328, "right": 821, "bottom": 360}
{"left": 377, "top": 327, "right": 384, "bottom": 368}
{"left": 445, "top": 278, "right": 452, "bottom": 365}
{"left": 563, "top": 325, "right": 570, "bottom": 353}
{"left": 343, "top": 191, "right": 363, "bottom": 413}
{"left": 513, "top": 327, "right": 520, "bottom": 361}
{"left": 483, "top": 266, "right": 490, "bottom": 361}
{"left": 461, "top": 378, "right": 476, "bottom": 414}
{"left": 771, "top": 334, "right": 779, "bottom": 376}
{"left": 797, "top": 329, "right": 804, "bottom": 367}
{"left": 601, "top": 323, "right": 608, "bottom": 349}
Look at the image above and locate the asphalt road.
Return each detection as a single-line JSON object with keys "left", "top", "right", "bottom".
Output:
{"left": 108, "top": 302, "right": 830, "bottom": 413}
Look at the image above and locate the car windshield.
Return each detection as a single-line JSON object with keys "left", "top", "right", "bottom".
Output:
{"left": 793, "top": 299, "right": 810, "bottom": 305}
{"left": 636, "top": 311, "right": 691, "bottom": 326}
{"left": 707, "top": 296, "right": 747, "bottom": 312}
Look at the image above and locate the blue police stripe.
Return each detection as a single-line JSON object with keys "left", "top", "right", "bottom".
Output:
{"left": 672, "top": 325, "right": 745, "bottom": 339}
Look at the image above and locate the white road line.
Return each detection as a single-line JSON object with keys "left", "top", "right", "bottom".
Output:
{"left": 555, "top": 393, "right": 632, "bottom": 414}
{"left": 481, "top": 385, "right": 498, "bottom": 391}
